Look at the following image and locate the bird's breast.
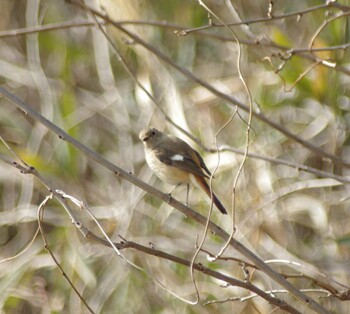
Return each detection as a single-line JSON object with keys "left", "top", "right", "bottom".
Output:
{"left": 145, "top": 150, "right": 190, "bottom": 185}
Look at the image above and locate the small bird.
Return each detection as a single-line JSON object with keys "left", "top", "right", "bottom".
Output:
{"left": 139, "top": 127, "right": 227, "bottom": 214}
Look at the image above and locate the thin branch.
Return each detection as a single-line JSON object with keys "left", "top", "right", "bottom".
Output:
{"left": 37, "top": 194, "right": 95, "bottom": 314}
{"left": 1, "top": 20, "right": 349, "bottom": 55}
{"left": 0, "top": 20, "right": 102, "bottom": 38}
{"left": 203, "top": 288, "right": 330, "bottom": 306}
{"left": 86, "top": 234, "right": 302, "bottom": 314}
{"left": 1, "top": 150, "right": 216, "bottom": 306}
{"left": 196, "top": 1, "right": 254, "bottom": 262}
{"left": 213, "top": 146, "right": 350, "bottom": 184}
{"left": 181, "top": 2, "right": 347, "bottom": 34}
{"left": 72, "top": 192, "right": 199, "bottom": 305}
{"left": 0, "top": 85, "right": 329, "bottom": 314}
{"left": 284, "top": 59, "right": 323, "bottom": 92}
{"left": 200, "top": 247, "right": 350, "bottom": 301}
{"left": 1, "top": 148, "right": 302, "bottom": 313}
{"left": 309, "top": 11, "right": 350, "bottom": 51}
{"left": 67, "top": 2, "right": 350, "bottom": 168}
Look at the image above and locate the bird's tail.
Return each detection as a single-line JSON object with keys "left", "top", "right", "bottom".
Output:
{"left": 194, "top": 175, "right": 228, "bottom": 215}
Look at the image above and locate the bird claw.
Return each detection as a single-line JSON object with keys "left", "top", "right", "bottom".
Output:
{"left": 166, "top": 193, "right": 172, "bottom": 203}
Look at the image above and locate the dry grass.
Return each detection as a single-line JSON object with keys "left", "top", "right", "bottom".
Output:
{"left": 1, "top": 1, "right": 350, "bottom": 313}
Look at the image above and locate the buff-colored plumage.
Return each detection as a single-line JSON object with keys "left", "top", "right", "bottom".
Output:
{"left": 139, "top": 128, "right": 227, "bottom": 214}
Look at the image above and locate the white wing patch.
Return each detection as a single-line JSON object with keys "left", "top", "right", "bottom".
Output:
{"left": 171, "top": 154, "right": 184, "bottom": 162}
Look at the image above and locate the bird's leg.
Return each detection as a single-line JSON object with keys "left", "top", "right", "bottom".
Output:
{"left": 168, "top": 184, "right": 181, "bottom": 196}
{"left": 167, "top": 184, "right": 190, "bottom": 206}
{"left": 185, "top": 184, "right": 190, "bottom": 206}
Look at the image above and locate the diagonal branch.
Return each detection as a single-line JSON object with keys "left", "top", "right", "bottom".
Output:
{"left": 0, "top": 86, "right": 329, "bottom": 314}
{"left": 67, "top": 1, "right": 350, "bottom": 169}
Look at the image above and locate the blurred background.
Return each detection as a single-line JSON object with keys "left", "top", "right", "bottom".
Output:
{"left": 1, "top": 0, "right": 350, "bottom": 313}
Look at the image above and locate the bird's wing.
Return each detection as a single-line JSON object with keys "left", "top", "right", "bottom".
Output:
{"left": 154, "top": 145, "right": 210, "bottom": 179}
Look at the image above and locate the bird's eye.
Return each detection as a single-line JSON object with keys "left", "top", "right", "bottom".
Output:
{"left": 151, "top": 130, "right": 156, "bottom": 136}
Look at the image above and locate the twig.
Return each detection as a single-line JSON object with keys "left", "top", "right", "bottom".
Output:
{"left": 66, "top": 2, "right": 350, "bottom": 168}
{"left": 1, "top": 146, "right": 303, "bottom": 313}
{"left": 309, "top": 11, "right": 350, "bottom": 51}
{"left": 0, "top": 85, "right": 329, "bottom": 314}
{"left": 86, "top": 235, "right": 302, "bottom": 313}
{"left": 37, "top": 194, "right": 95, "bottom": 314}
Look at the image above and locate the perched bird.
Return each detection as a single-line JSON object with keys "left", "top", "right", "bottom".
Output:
{"left": 139, "top": 127, "right": 227, "bottom": 214}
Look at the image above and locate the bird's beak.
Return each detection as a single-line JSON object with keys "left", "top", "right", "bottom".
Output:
{"left": 139, "top": 129, "right": 149, "bottom": 142}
